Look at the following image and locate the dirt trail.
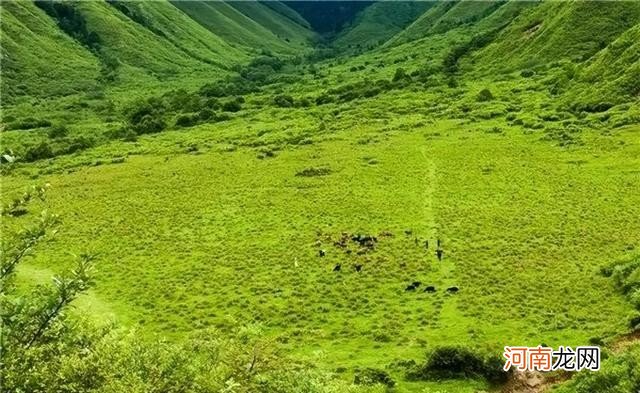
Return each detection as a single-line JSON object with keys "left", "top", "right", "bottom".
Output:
{"left": 501, "top": 370, "right": 570, "bottom": 393}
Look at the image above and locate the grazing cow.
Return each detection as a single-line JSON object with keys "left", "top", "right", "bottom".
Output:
{"left": 355, "top": 264, "right": 362, "bottom": 272}
{"left": 424, "top": 240, "right": 429, "bottom": 249}
{"left": 333, "top": 264, "right": 341, "bottom": 272}
{"left": 404, "top": 229, "right": 413, "bottom": 236}
{"left": 424, "top": 286, "right": 436, "bottom": 293}
{"left": 412, "top": 281, "right": 422, "bottom": 288}
{"left": 319, "top": 249, "right": 326, "bottom": 257}
{"left": 437, "top": 238, "right": 441, "bottom": 247}
{"left": 446, "top": 286, "right": 459, "bottom": 293}
{"left": 405, "top": 284, "right": 416, "bottom": 291}
{"left": 436, "top": 249, "right": 443, "bottom": 261}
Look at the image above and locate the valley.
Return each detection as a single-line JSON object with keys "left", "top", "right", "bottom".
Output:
{"left": 2, "top": 1, "right": 640, "bottom": 392}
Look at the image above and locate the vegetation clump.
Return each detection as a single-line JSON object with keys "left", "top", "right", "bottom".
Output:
{"left": 476, "top": 88, "right": 494, "bottom": 102}
{"left": 354, "top": 367, "right": 395, "bottom": 387}
{"left": 295, "top": 167, "right": 332, "bottom": 177}
{"left": 406, "top": 346, "right": 510, "bottom": 384}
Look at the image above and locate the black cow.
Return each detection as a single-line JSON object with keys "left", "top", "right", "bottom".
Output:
{"left": 424, "top": 286, "right": 436, "bottom": 293}
{"left": 411, "top": 281, "right": 421, "bottom": 288}
{"left": 424, "top": 240, "right": 429, "bottom": 249}
{"left": 405, "top": 284, "right": 416, "bottom": 291}
{"left": 319, "top": 249, "right": 326, "bottom": 257}
{"left": 446, "top": 286, "right": 459, "bottom": 293}
{"left": 355, "top": 264, "right": 362, "bottom": 272}
{"left": 404, "top": 229, "right": 413, "bottom": 236}
{"left": 437, "top": 238, "right": 441, "bottom": 247}
{"left": 333, "top": 264, "right": 341, "bottom": 272}
{"left": 436, "top": 249, "right": 443, "bottom": 261}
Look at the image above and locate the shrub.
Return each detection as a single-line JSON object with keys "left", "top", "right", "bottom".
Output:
{"left": 298, "top": 97, "right": 312, "bottom": 107}
{"left": 477, "top": 88, "right": 494, "bottom": 102}
{"left": 295, "top": 167, "right": 332, "bottom": 177}
{"left": 216, "top": 113, "right": 231, "bottom": 122}
{"left": 555, "top": 344, "right": 640, "bottom": 393}
{"left": 392, "top": 67, "right": 409, "bottom": 82}
{"left": 316, "top": 93, "right": 335, "bottom": 105}
{"left": 222, "top": 100, "right": 242, "bottom": 113}
{"left": 7, "top": 118, "right": 52, "bottom": 131}
{"left": 521, "top": 69, "right": 535, "bottom": 78}
{"left": 175, "top": 114, "right": 199, "bottom": 128}
{"left": 406, "top": 346, "right": 510, "bottom": 384}
{"left": 199, "top": 80, "right": 256, "bottom": 98}
{"left": 198, "top": 108, "right": 215, "bottom": 121}
{"left": 133, "top": 114, "right": 166, "bottom": 134}
{"left": 354, "top": 368, "right": 395, "bottom": 387}
{"left": 64, "top": 136, "right": 95, "bottom": 154}
{"left": 274, "top": 94, "right": 294, "bottom": 108}
{"left": 23, "top": 141, "right": 54, "bottom": 162}
{"left": 47, "top": 125, "right": 69, "bottom": 139}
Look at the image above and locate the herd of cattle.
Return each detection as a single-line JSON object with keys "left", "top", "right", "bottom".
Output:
{"left": 315, "top": 230, "right": 459, "bottom": 294}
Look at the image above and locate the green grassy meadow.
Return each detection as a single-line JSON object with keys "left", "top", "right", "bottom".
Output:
{"left": 2, "top": 1, "right": 640, "bottom": 392}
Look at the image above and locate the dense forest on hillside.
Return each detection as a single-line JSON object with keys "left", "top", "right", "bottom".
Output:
{"left": 1, "top": 1, "right": 640, "bottom": 392}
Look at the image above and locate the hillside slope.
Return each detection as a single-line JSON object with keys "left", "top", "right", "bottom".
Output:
{"left": 333, "top": 1, "right": 433, "bottom": 50}
{"left": 386, "top": 1, "right": 508, "bottom": 46}
{"left": 0, "top": 0, "right": 314, "bottom": 103}
{"left": 473, "top": 1, "right": 640, "bottom": 71}
{"left": 0, "top": 1, "right": 101, "bottom": 99}
{"left": 228, "top": 1, "right": 315, "bottom": 46}
{"left": 570, "top": 23, "right": 640, "bottom": 110}
{"left": 170, "top": 1, "right": 314, "bottom": 54}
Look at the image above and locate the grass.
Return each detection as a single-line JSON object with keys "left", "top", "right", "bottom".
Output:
{"left": 5, "top": 107, "right": 640, "bottom": 391}
{"left": 3, "top": 1, "right": 640, "bottom": 391}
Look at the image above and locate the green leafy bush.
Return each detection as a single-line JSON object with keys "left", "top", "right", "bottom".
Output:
{"left": 521, "top": 69, "right": 535, "bottom": 78}
{"left": 175, "top": 113, "right": 199, "bottom": 128}
{"left": 47, "top": 125, "right": 69, "bottom": 139}
{"left": 555, "top": 344, "right": 640, "bottom": 393}
{"left": 23, "top": 141, "right": 54, "bottom": 162}
{"left": 477, "top": 88, "right": 494, "bottom": 102}
{"left": 63, "top": 135, "right": 95, "bottom": 154}
{"left": 274, "top": 94, "right": 295, "bottom": 108}
{"left": 222, "top": 100, "right": 242, "bottom": 113}
{"left": 406, "top": 346, "right": 510, "bottom": 384}
{"left": 125, "top": 99, "right": 167, "bottom": 134}
{"left": 6, "top": 118, "right": 52, "bottom": 131}
{"left": 392, "top": 67, "right": 409, "bottom": 83}
{"left": 354, "top": 367, "right": 395, "bottom": 387}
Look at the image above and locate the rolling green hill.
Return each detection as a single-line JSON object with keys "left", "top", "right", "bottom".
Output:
{"left": 0, "top": 0, "right": 314, "bottom": 103}
{"left": 385, "top": 1, "right": 506, "bottom": 46}
{"left": 473, "top": 0, "right": 640, "bottom": 71}
{"left": 0, "top": 1, "right": 101, "bottom": 99}
{"left": 333, "top": 1, "right": 434, "bottom": 50}
{"left": 170, "top": 0, "right": 314, "bottom": 54}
